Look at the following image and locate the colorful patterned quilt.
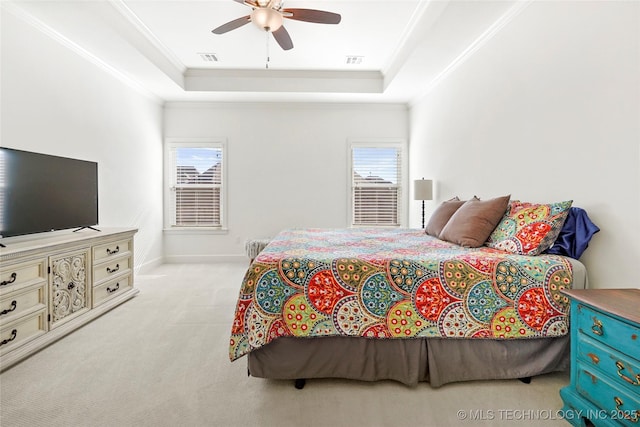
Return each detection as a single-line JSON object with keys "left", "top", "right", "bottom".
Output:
{"left": 229, "top": 228, "right": 574, "bottom": 361}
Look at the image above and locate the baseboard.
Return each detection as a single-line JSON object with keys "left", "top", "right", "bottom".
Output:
{"left": 135, "top": 256, "right": 164, "bottom": 274}
{"left": 162, "top": 254, "right": 247, "bottom": 264}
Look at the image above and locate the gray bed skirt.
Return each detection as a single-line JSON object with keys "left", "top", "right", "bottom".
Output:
{"left": 247, "top": 335, "right": 570, "bottom": 388}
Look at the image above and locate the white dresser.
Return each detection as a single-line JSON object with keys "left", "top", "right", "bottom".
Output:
{"left": 0, "top": 228, "right": 138, "bottom": 370}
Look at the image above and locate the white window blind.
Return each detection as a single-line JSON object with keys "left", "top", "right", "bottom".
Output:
{"left": 168, "top": 144, "right": 224, "bottom": 228}
{"left": 351, "top": 144, "right": 404, "bottom": 227}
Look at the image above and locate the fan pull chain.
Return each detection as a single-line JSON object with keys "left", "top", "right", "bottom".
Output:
{"left": 265, "top": 31, "right": 270, "bottom": 69}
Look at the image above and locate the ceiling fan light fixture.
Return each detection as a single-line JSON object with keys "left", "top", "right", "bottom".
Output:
{"left": 251, "top": 8, "right": 283, "bottom": 32}
{"left": 212, "top": 1, "right": 340, "bottom": 51}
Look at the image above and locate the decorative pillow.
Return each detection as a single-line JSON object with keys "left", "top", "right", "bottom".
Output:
{"left": 439, "top": 195, "right": 511, "bottom": 248}
{"left": 425, "top": 197, "right": 465, "bottom": 237}
{"left": 543, "top": 207, "right": 599, "bottom": 259}
{"left": 486, "top": 199, "right": 573, "bottom": 255}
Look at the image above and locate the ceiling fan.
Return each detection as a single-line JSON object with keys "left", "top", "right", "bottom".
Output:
{"left": 212, "top": 0, "right": 341, "bottom": 51}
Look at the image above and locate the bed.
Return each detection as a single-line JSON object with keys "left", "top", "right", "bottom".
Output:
{"left": 229, "top": 226, "right": 589, "bottom": 387}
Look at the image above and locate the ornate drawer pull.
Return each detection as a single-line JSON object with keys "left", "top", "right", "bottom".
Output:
{"left": 1, "top": 272, "right": 17, "bottom": 287}
{"left": 614, "top": 396, "right": 639, "bottom": 423}
{"left": 0, "top": 329, "right": 17, "bottom": 347}
{"left": 616, "top": 361, "right": 640, "bottom": 386}
{"left": 106, "top": 246, "right": 120, "bottom": 255}
{"left": 107, "top": 283, "right": 120, "bottom": 294}
{"left": 591, "top": 317, "right": 603, "bottom": 336}
{"left": 68, "top": 283, "right": 75, "bottom": 290}
{"left": 0, "top": 300, "right": 17, "bottom": 316}
{"left": 106, "top": 264, "right": 120, "bottom": 274}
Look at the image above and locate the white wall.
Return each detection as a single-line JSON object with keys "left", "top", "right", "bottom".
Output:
{"left": 1, "top": 9, "right": 164, "bottom": 271}
{"left": 409, "top": 1, "right": 640, "bottom": 289}
{"left": 4, "top": 0, "right": 637, "bottom": 288}
{"left": 163, "top": 103, "right": 408, "bottom": 261}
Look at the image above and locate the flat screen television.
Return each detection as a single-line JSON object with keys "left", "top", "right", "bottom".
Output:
{"left": 0, "top": 147, "right": 98, "bottom": 239}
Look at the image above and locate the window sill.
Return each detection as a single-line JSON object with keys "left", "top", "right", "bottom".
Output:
{"left": 163, "top": 227, "right": 229, "bottom": 235}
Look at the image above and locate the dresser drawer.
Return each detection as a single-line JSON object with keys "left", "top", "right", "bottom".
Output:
{"left": 92, "top": 238, "right": 133, "bottom": 263}
{"left": 576, "top": 364, "right": 640, "bottom": 426}
{"left": 0, "top": 284, "right": 47, "bottom": 326}
{"left": 575, "top": 303, "right": 639, "bottom": 359}
{"left": 0, "top": 310, "right": 47, "bottom": 356}
{"left": 93, "top": 256, "right": 132, "bottom": 285}
{"left": 0, "top": 259, "right": 47, "bottom": 295}
{"left": 93, "top": 275, "right": 132, "bottom": 307}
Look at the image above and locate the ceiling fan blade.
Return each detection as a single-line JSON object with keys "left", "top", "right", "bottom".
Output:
{"left": 232, "top": 0, "right": 260, "bottom": 7}
{"left": 212, "top": 15, "right": 251, "bottom": 35}
{"left": 282, "top": 9, "right": 341, "bottom": 24}
{"left": 272, "top": 26, "right": 293, "bottom": 51}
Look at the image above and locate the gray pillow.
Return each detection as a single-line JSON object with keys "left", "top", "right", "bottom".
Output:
{"left": 439, "top": 195, "right": 511, "bottom": 247}
{"left": 425, "top": 197, "right": 465, "bottom": 237}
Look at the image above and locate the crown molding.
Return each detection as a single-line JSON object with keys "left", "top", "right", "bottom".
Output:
{"left": 183, "top": 69, "right": 384, "bottom": 93}
{"left": 163, "top": 101, "right": 408, "bottom": 111}
{"left": 2, "top": 1, "right": 163, "bottom": 105}
{"left": 409, "top": 0, "right": 533, "bottom": 107}
{"left": 108, "top": 0, "right": 186, "bottom": 88}
{"left": 382, "top": 0, "right": 449, "bottom": 91}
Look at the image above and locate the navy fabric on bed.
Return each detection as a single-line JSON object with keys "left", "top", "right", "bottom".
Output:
{"left": 543, "top": 207, "right": 599, "bottom": 259}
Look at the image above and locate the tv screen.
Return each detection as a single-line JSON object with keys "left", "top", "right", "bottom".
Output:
{"left": 0, "top": 148, "right": 98, "bottom": 238}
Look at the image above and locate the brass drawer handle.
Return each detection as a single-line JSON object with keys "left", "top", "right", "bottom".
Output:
{"left": 614, "top": 396, "right": 639, "bottom": 423}
{"left": 107, "top": 283, "right": 120, "bottom": 294}
{"left": 591, "top": 317, "right": 603, "bottom": 335}
{"left": 1, "top": 272, "right": 17, "bottom": 287}
{"left": 0, "top": 329, "right": 17, "bottom": 347}
{"left": 0, "top": 300, "right": 17, "bottom": 316}
{"left": 106, "top": 246, "right": 120, "bottom": 255}
{"left": 616, "top": 361, "right": 640, "bottom": 386}
{"left": 106, "top": 264, "right": 120, "bottom": 274}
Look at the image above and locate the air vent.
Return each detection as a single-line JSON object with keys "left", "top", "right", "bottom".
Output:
{"left": 199, "top": 53, "right": 219, "bottom": 62}
{"left": 346, "top": 56, "right": 363, "bottom": 65}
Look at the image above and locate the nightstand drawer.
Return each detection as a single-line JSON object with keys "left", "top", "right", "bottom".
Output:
{"left": 0, "top": 259, "right": 47, "bottom": 295}
{"left": 578, "top": 335, "right": 640, "bottom": 391}
{"left": 575, "top": 303, "right": 639, "bottom": 358}
{"left": 0, "top": 284, "right": 47, "bottom": 326}
{"left": 93, "top": 275, "right": 132, "bottom": 307}
{"left": 577, "top": 365, "right": 640, "bottom": 426}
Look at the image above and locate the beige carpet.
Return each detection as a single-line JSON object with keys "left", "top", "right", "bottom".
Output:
{"left": 0, "top": 263, "right": 571, "bottom": 427}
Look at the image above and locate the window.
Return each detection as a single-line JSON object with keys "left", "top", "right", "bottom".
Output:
{"left": 165, "top": 140, "right": 226, "bottom": 230}
{"left": 349, "top": 140, "right": 407, "bottom": 227}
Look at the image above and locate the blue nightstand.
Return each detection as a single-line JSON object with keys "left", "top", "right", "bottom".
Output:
{"left": 560, "top": 289, "right": 640, "bottom": 426}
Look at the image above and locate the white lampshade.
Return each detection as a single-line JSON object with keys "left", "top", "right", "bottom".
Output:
{"left": 251, "top": 8, "right": 283, "bottom": 32}
{"left": 414, "top": 179, "right": 433, "bottom": 201}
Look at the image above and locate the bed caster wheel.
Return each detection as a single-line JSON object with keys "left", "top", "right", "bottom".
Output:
{"left": 518, "top": 377, "right": 532, "bottom": 384}
{"left": 294, "top": 379, "right": 306, "bottom": 389}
